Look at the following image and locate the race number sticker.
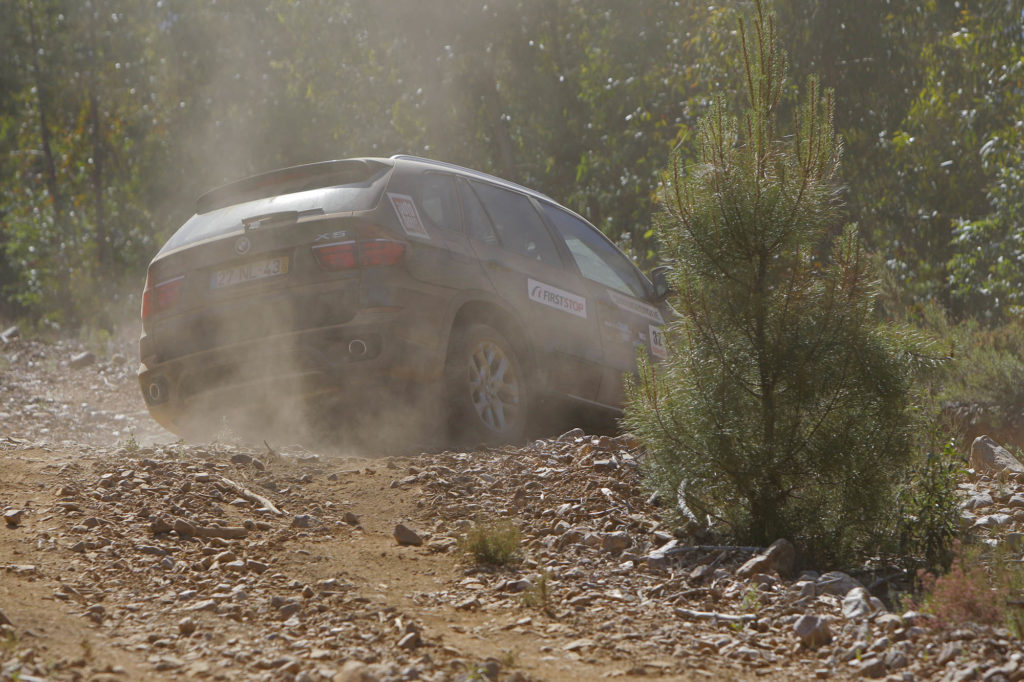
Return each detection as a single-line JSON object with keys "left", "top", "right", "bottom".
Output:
{"left": 388, "top": 193, "right": 430, "bottom": 240}
{"left": 608, "top": 290, "right": 664, "bottom": 323}
{"left": 528, "top": 278, "right": 587, "bottom": 319}
{"left": 649, "top": 324, "right": 668, "bottom": 360}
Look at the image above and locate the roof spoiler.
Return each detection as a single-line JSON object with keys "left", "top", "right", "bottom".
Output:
{"left": 195, "top": 158, "right": 393, "bottom": 214}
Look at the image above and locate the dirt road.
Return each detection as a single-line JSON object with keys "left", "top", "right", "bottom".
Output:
{"left": 1, "top": 333, "right": 1020, "bottom": 681}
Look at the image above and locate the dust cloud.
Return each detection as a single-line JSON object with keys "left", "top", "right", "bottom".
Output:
{"left": 134, "top": 4, "right": 595, "bottom": 455}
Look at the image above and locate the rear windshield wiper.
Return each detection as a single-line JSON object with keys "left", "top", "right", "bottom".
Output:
{"left": 241, "top": 208, "right": 324, "bottom": 231}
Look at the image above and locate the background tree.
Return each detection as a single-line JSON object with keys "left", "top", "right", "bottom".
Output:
{"left": 624, "top": 2, "right": 926, "bottom": 566}
{"left": 928, "top": 3, "right": 1024, "bottom": 319}
{"left": 0, "top": 0, "right": 1021, "bottom": 332}
{"left": 1, "top": 0, "right": 161, "bottom": 326}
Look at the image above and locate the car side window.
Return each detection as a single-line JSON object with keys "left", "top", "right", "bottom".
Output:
{"left": 542, "top": 203, "right": 647, "bottom": 298}
{"left": 458, "top": 179, "right": 499, "bottom": 245}
{"left": 418, "top": 172, "right": 459, "bottom": 232}
{"left": 471, "top": 181, "right": 561, "bottom": 265}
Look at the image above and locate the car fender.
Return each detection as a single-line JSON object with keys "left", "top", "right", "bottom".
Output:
{"left": 440, "top": 290, "right": 537, "bottom": 370}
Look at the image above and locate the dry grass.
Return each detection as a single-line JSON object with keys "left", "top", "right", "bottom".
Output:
{"left": 913, "top": 542, "right": 1024, "bottom": 636}
{"left": 457, "top": 519, "right": 522, "bottom": 566}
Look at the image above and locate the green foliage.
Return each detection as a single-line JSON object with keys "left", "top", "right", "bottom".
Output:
{"left": 947, "top": 120, "right": 1024, "bottom": 320}
{"left": 880, "top": 2, "right": 1024, "bottom": 319}
{"left": 119, "top": 430, "right": 139, "bottom": 454}
{"left": 0, "top": 0, "right": 1021, "bottom": 328}
{"left": 740, "top": 584, "right": 763, "bottom": 614}
{"left": 947, "top": 320, "right": 1024, "bottom": 418}
{"left": 897, "top": 440, "right": 963, "bottom": 573}
{"left": 900, "top": 307, "right": 1024, "bottom": 432}
{"left": 1, "top": 0, "right": 161, "bottom": 327}
{"left": 625, "top": 1, "right": 929, "bottom": 567}
{"left": 457, "top": 519, "right": 522, "bottom": 566}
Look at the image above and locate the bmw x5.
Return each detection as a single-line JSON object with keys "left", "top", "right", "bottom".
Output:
{"left": 139, "top": 155, "right": 670, "bottom": 443}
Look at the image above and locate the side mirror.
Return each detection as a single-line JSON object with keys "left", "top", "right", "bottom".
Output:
{"left": 649, "top": 265, "right": 672, "bottom": 302}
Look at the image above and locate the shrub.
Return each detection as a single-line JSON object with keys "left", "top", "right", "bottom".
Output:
{"left": 882, "top": 302, "right": 1024, "bottom": 448}
{"left": 941, "top": 316, "right": 1024, "bottom": 434}
{"left": 897, "top": 439, "right": 963, "bottom": 572}
{"left": 457, "top": 519, "right": 522, "bottom": 566}
{"left": 520, "top": 569, "right": 554, "bottom": 616}
{"left": 913, "top": 542, "right": 1024, "bottom": 636}
{"left": 624, "top": 0, "right": 933, "bottom": 567}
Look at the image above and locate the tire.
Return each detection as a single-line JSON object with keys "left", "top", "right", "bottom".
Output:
{"left": 445, "top": 322, "right": 530, "bottom": 444}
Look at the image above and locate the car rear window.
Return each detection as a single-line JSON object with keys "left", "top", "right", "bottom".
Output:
{"left": 458, "top": 179, "right": 499, "bottom": 245}
{"left": 417, "top": 173, "right": 460, "bottom": 232}
{"left": 470, "top": 181, "right": 562, "bottom": 265}
{"left": 159, "top": 172, "right": 389, "bottom": 255}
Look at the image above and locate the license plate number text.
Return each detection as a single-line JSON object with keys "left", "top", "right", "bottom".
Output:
{"left": 211, "top": 256, "right": 289, "bottom": 289}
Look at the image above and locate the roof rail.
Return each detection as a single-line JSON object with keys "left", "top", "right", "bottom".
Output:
{"left": 389, "top": 154, "right": 551, "bottom": 200}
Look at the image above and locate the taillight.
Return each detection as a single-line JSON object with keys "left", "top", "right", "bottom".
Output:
{"left": 358, "top": 239, "right": 406, "bottom": 267}
{"left": 312, "top": 238, "right": 405, "bottom": 271}
{"left": 141, "top": 274, "right": 184, "bottom": 320}
{"left": 312, "top": 241, "right": 358, "bottom": 270}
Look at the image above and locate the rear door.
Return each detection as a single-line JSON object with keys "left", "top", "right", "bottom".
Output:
{"left": 539, "top": 202, "right": 667, "bottom": 408}
{"left": 409, "top": 171, "right": 485, "bottom": 291}
{"left": 458, "top": 179, "right": 604, "bottom": 401}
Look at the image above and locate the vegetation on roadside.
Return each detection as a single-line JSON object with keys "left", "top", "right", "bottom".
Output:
{"left": 910, "top": 542, "right": 1024, "bottom": 638}
{"left": 457, "top": 519, "right": 522, "bottom": 567}
{"left": 520, "top": 569, "right": 554, "bottom": 616}
{"left": 0, "top": 629, "right": 17, "bottom": 661}
{"left": 624, "top": 0, "right": 951, "bottom": 569}
{"left": 896, "top": 440, "right": 963, "bottom": 573}
{"left": 118, "top": 430, "right": 140, "bottom": 454}
{"left": 930, "top": 314, "right": 1024, "bottom": 434}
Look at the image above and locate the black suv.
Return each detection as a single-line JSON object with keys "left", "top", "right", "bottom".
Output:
{"left": 139, "top": 155, "right": 670, "bottom": 442}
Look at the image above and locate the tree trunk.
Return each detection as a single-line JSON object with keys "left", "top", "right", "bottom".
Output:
{"left": 89, "top": 78, "right": 109, "bottom": 270}
{"left": 25, "top": 2, "right": 75, "bottom": 325}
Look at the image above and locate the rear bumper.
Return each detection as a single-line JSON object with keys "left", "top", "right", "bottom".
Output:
{"left": 138, "top": 307, "right": 443, "bottom": 433}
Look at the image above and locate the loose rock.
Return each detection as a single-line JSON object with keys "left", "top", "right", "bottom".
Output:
{"left": 970, "top": 435, "right": 1024, "bottom": 476}
{"left": 178, "top": 617, "right": 197, "bottom": 636}
{"left": 335, "top": 660, "right": 381, "bottom": 682}
{"left": 4, "top": 509, "right": 24, "bottom": 527}
{"left": 292, "top": 514, "right": 319, "bottom": 529}
{"left": 794, "top": 615, "right": 832, "bottom": 648}
{"left": 765, "top": 538, "right": 796, "bottom": 577}
{"left": 856, "top": 656, "right": 886, "bottom": 678}
{"left": 393, "top": 523, "right": 423, "bottom": 546}
{"left": 69, "top": 351, "right": 96, "bottom": 369}
{"left": 842, "top": 587, "right": 884, "bottom": 620}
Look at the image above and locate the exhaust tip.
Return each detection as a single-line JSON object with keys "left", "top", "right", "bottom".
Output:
{"left": 146, "top": 379, "right": 168, "bottom": 404}
{"left": 348, "top": 339, "right": 368, "bottom": 357}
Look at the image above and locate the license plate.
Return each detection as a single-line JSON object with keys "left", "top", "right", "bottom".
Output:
{"left": 210, "top": 256, "right": 289, "bottom": 290}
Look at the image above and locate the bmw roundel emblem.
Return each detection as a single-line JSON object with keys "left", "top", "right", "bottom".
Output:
{"left": 235, "top": 236, "right": 251, "bottom": 254}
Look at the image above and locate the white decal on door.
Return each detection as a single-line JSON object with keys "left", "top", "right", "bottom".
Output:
{"left": 388, "top": 193, "right": 430, "bottom": 240}
{"left": 528, "top": 278, "right": 587, "bottom": 318}
{"left": 608, "top": 290, "right": 664, "bottom": 323}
